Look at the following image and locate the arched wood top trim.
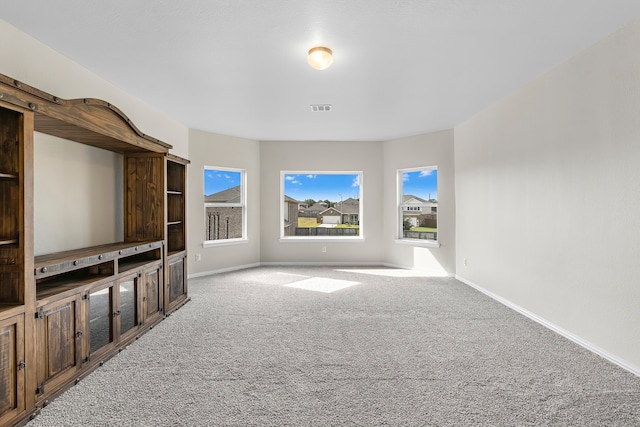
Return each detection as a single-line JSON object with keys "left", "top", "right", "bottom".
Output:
{"left": 0, "top": 73, "right": 172, "bottom": 153}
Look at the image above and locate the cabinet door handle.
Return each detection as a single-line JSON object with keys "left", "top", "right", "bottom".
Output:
{"left": 17, "top": 360, "right": 26, "bottom": 370}
{"left": 76, "top": 330, "right": 83, "bottom": 338}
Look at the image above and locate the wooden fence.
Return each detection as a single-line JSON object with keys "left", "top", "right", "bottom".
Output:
{"left": 295, "top": 227, "right": 359, "bottom": 236}
{"left": 403, "top": 230, "right": 437, "bottom": 240}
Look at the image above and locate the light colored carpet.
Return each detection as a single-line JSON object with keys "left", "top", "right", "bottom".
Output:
{"left": 27, "top": 266, "right": 640, "bottom": 426}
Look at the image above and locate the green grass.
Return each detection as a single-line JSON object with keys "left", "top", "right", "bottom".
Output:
{"left": 410, "top": 227, "right": 437, "bottom": 232}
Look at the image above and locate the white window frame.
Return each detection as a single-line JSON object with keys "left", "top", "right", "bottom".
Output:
{"left": 280, "top": 171, "right": 364, "bottom": 242}
{"left": 203, "top": 166, "right": 247, "bottom": 247}
{"left": 396, "top": 166, "right": 440, "bottom": 248}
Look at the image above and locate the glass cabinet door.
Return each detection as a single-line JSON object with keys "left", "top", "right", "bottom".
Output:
{"left": 118, "top": 274, "right": 139, "bottom": 337}
{"left": 88, "top": 283, "right": 114, "bottom": 355}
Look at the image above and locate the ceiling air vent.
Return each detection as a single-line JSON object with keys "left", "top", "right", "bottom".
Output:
{"left": 310, "top": 104, "right": 332, "bottom": 112}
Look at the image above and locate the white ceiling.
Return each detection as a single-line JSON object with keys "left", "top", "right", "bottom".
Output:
{"left": 1, "top": 0, "right": 640, "bottom": 141}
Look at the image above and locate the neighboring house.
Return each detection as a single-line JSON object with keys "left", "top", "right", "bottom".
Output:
{"left": 299, "top": 203, "right": 326, "bottom": 219}
{"left": 318, "top": 207, "right": 342, "bottom": 225}
{"left": 337, "top": 197, "right": 360, "bottom": 225}
{"left": 401, "top": 194, "right": 437, "bottom": 228}
{"left": 205, "top": 185, "right": 243, "bottom": 240}
{"left": 283, "top": 195, "right": 300, "bottom": 236}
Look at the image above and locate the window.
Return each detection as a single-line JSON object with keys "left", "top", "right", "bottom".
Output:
{"left": 281, "top": 172, "right": 363, "bottom": 239}
{"left": 204, "top": 167, "right": 246, "bottom": 244}
{"left": 399, "top": 167, "right": 438, "bottom": 242}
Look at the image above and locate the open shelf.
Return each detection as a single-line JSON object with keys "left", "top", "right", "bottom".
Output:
{"left": 118, "top": 249, "right": 162, "bottom": 274}
{"left": 0, "top": 173, "right": 18, "bottom": 180}
{"left": 35, "top": 241, "right": 163, "bottom": 278}
{"left": 0, "top": 303, "right": 23, "bottom": 317}
{"left": 36, "top": 266, "right": 114, "bottom": 299}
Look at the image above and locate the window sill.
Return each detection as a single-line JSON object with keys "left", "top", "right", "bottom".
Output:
{"left": 394, "top": 239, "right": 440, "bottom": 248}
{"left": 202, "top": 238, "right": 248, "bottom": 248}
{"left": 279, "top": 237, "right": 365, "bottom": 243}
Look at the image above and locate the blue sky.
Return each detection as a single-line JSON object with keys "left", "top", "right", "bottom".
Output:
{"left": 204, "top": 169, "right": 241, "bottom": 195}
{"left": 205, "top": 169, "right": 436, "bottom": 201}
{"left": 284, "top": 173, "right": 360, "bottom": 202}
{"left": 402, "top": 169, "right": 438, "bottom": 200}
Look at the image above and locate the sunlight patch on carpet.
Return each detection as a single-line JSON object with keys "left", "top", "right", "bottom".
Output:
{"left": 284, "top": 277, "right": 361, "bottom": 293}
{"left": 252, "top": 271, "right": 310, "bottom": 286}
{"left": 335, "top": 268, "right": 448, "bottom": 278}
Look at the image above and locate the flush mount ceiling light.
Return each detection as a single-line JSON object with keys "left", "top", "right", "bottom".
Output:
{"left": 307, "top": 46, "right": 333, "bottom": 70}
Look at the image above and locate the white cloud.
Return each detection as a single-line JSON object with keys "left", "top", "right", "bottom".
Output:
{"left": 419, "top": 170, "right": 434, "bottom": 177}
{"left": 285, "top": 175, "right": 296, "bottom": 181}
{"left": 352, "top": 176, "right": 360, "bottom": 187}
{"left": 402, "top": 172, "right": 410, "bottom": 182}
{"left": 306, "top": 174, "right": 316, "bottom": 179}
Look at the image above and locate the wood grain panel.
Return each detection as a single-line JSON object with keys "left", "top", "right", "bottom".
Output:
{"left": 0, "top": 108, "right": 21, "bottom": 305}
{"left": 44, "top": 302, "right": 76, "bottom": 378}
{"left": 168, "top": 257, "right": 184, "bottom": 304}
{"left": 144, "top": 268, "right": 161, "bottom": 319}
{"left": 0, "top": 180, "right": 18, "bottom": 243}
{"left": 0, "top": 314, "right": 24, "bottom": 422}
{"left": 0, "top": 107, "right": 19, "bottom": 174}
{"left": 0, "top": 323, "right": 17, "bottom": 414}
{"left": 0, "top": 74, "right": 172, "bottom": 154}
{"left": 124, "top": 156, "right": 164, "bottom": 242}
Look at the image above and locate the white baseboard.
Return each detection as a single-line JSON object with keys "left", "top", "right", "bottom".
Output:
{"left": 188, "top": 261, "right": 383, "bottom": 278}
{"left": 188, "top": 262, "right": 261, "bottom": 279}
{"left": 382, "top": 262, "right": 454, "bottom": 277}
{"left": 259, "top": 261, "right": 384, "bottom": 267}
{"left": 455, "top": 275, "right": 640, "bottom": 378}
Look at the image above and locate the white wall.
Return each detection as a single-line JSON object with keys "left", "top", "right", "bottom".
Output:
{"left": 0, "top": 19, "right": 188, "bottom": 158}
{"left": 33, "top": 134, "right": 123, "bottom": 255}
{"left": 383, "top": 130, "right": 455, "bottom": 275}
{"left": 455, "top": 19, "right": 640, "bottom": 371}
{"left": 188, "top": 130, "right": 261, "bottom": 275}
{"left": 260, "top": 140, "right": 384, "bottom": 264}
{"left": 0, "top": 18, "right": 189, "bottom": 254}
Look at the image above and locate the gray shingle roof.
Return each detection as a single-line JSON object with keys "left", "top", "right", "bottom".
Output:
{"left": 205, "top": 185, "right": 241, "bottom": 203}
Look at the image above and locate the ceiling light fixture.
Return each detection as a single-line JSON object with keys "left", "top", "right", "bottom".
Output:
{"left": 307, "top": 46, "right": 333, "bottom": 70}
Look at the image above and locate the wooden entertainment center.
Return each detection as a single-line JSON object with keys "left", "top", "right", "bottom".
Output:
{"left": 0, "top": 73, "right": 189, "bottom": 426}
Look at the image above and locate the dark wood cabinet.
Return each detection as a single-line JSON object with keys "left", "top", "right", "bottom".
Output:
{"left": 0, "top": 73, "right": 189, "bottom": 425}
{"left": 0, "top": 313, "right": 25, "bottom": 426}
{"left": 124, "top": 154, "right": 165, "bottom": 243}
{"left": 35, "top": 294, "right": 82, "bottom": 398}
{"left": 167, "top": 254, "right": 186, "bottom": 310}
{"left": 0, "top": 100, "right": 33, "bottom": 425}
{"left": 142, "top": 262, "right": 163, "bottom": 325}
{"left": 165, "top": 156, "right": 188, "bottom": 313}
{"left": 0, "top": 104, "right": 31, "bottom": 307}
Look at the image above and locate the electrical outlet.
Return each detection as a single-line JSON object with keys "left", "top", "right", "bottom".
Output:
{"left": 195, "top": 253, "right": 202, "bottom": 262}
{"left": 322, "top": 246, "right": 327, "bottom": 253}
{"left": 463, "top": 258, "right": 467, "bottom": 266}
